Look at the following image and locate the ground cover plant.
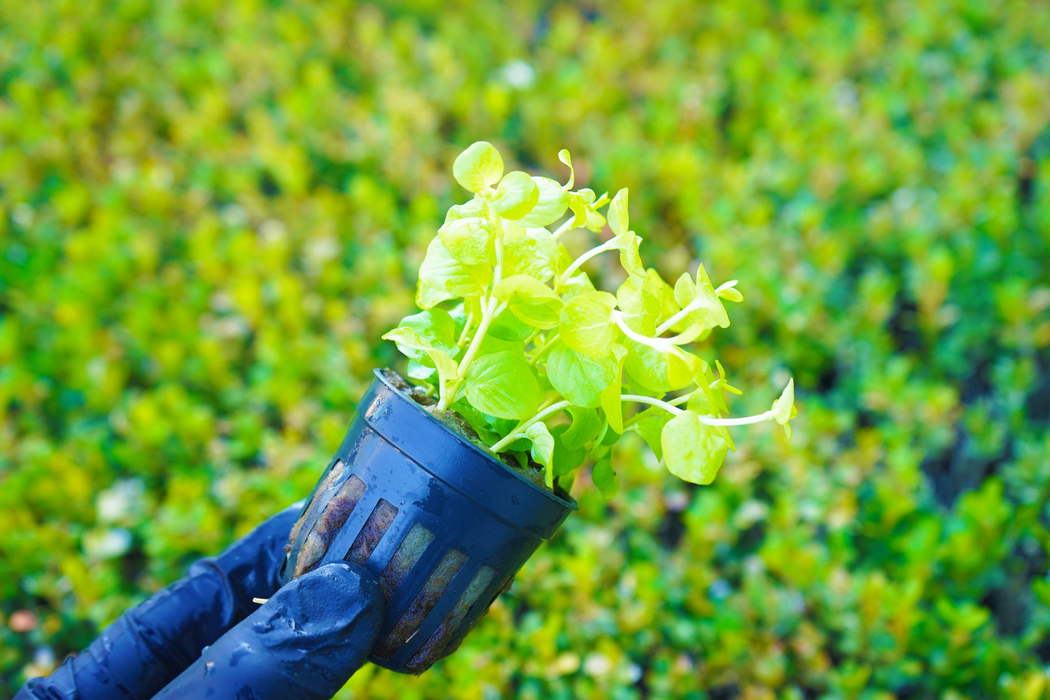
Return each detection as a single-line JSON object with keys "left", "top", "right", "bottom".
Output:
{"left": 2, "top": 1, "right": 1050, "bottom": 699}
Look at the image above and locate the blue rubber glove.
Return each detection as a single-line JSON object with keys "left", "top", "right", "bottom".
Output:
{"left": 16, "top": 503, "right": 384, "bottom": 700}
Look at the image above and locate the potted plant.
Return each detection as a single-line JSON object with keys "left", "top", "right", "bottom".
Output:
{"left": 279, "top": 142, "right": 796, "bottom": 674}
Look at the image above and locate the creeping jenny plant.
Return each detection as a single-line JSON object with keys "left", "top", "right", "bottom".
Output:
{"left": 383, "top": 142, "right": 795, "bottom": 495}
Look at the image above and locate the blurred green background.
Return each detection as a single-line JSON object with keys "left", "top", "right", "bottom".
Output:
{"left": 2, "top": 0, "right": 1049, "bottom": 698}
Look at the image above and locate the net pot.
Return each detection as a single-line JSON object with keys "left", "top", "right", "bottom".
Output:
{"left": 279, "top": 368, "right": 577, "bottom": 675}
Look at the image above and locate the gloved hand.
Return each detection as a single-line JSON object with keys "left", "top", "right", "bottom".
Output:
{"left": 16, "top": 503, "right": 384, "bottom": 700}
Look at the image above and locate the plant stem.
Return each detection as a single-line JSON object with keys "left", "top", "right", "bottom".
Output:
{"left": 457, "top": 309, "right": 475, "bottom": 347}
{"left": 612, "top": 311, "right": 676, "bottom": 353}
{"left": 619, "top": 394, "right": 684, "bottom": 416}
{"left": 655, "top": 300, "right": 700, "bottom": 336}
{"left": 439, "top": 214, "right": 509, "bottom": 410}
{"left": 654, "top": 280, "right": 738, "bottom": 335}
{"left": 559, "top": 242, "right": 610, "bottom": 285}
{"left": 619, "top": 394, "right": 776, "bottom": 427}
{"left": 528, "top": 333, "right": 560, "bottom": 365}
{"left": 551, "top": 218, "right": 575, "bottom": 240}
{"left": 491, "top": 400, "right": 572, "bottom": 452}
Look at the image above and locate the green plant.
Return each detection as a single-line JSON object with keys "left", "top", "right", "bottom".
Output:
{"left": 383, "top": 141, "right": 795, "bottom": 492}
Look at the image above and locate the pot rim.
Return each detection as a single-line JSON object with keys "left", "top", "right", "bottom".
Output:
{"left": 370, "top": 368, "right": 578, "bottom": 513}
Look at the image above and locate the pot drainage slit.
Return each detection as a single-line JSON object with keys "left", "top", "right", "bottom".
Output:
{"left": 373, "top": 548, "right": 468, "bottom": 660}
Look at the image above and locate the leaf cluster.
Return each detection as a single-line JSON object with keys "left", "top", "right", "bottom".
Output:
{"left": 385, "top": 142, "right": 795, "bottom": 493}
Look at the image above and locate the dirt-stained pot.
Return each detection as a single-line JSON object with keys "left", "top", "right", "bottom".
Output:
{"left": 280, "top": 368, "right": 577, "bottom": 675}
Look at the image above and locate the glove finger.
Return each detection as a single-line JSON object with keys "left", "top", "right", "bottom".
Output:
{"left": 151, "top": 562, "right": 384, "bottom": 700}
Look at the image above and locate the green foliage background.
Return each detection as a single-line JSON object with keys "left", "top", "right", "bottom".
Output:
{"left": 2, "top": 0, "right": 1050, "bottom": 698}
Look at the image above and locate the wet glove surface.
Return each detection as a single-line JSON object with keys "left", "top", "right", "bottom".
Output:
{"left": 16, "top": 504, "right": 384, "bottom": 700}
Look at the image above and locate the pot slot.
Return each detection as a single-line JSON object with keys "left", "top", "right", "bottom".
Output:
{"left": 373, "top": 548, "right": 468, "bottom": 660}
{"left": 293, "top": 472, "right": 366, "bottom": 577}
{"left": 379, "top": 523, "right": 435, "bottom": 602}
{"left": 288, "top": 460, "right": 346, "bottom": 551}
{"left": 345, "top": 498, "right": 399, "bottom": 565}
{"left": 405, "top": 565, "right": 497, "bottom": 673}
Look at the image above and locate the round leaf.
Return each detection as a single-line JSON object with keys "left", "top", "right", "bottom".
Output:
{"left": 559, "top": 291, "right": 616, "bottom": 358}
{"left": 493, "top": 274, "right": 563, "bottom": 329}
{"left": 438, "top": 216, "right": 496, "bottom": 265}
{"left": 607, "top": 188, "right": 629, "bottom": 236}
{"left": 518, "top": 176, "right": 570, "bottom": 227}
{"left": 661, "top": 410, "right": 729, "bottom": 486}
{"left": 454, "top": 141, "right": 503, "bottom": 193}
{"left": 419, "top": 237, "right": 492, "bottom": 297}
{"left": 546, "top": 344, "right": 617, "bottom": 408}
{"left": 464, "top": 351, "right": 540, "bottom": 420}
{"left": 491, "top": 170, "right": 539, "bottom": 220}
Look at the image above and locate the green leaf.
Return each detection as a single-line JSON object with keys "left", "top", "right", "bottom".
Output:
{"left": 476, "top": 335, "right": 526, "bottom": 358}
{"left": 465, "top": 351, "right": 540, "bottom": 420}
{"left": 623, "top": 340, "right": 696, "bottom": 392}
{"left": 567, "top": 189, "right": 593, "bottom": 229}
{"left": 493, "top": 275, "right": 563, "bottom": 329}
{"left": 661, "top": 410, "right": 729, "bottom": 485}
{"left": 503, "top": 227, "right": 557, "bottom": 282}
{"left": 491, "top": 171, "right": 539, "bottom": 220}
{"left": 551, "top": 424, "right": 586, "bottom": 476}
{"left": 559, "top": 291, "right": 617, "bottom": 358}
{"left": 607, "top": 188, "right": 629, "bottom": 236}
{"left": 558, "top": 149, "right": 575, "bottom": 190}
{"left": 407, "top": 359, "right": 436, "bottom": 381}
{"left": 438, "top": 216, "right": 496, "bottom": 265}
{"left": 568, "top": 189, "right": 606, "bottom": 231}
{"left": 559, "top": 270, "right": 597, "bottom": 301}
{"left": 525, "top": 421, "right": 555, "bottom": 487}
{"left": 454, "top": 141, "right": 503, "bottom": 193}
{"left": 442, "top": 197, "right": 489, "bottom": 224}
{"left": 633, "top": 408, "right": 671, "bottom": 460}
{"left": 600, "top": 343, "right": 628, "bottom": 433}
{"left": 770, "top": 378, "right": 795, "bottom": 438}
{"left": 427, "top": 349, "right": 460, "bottom": 404}
{"left": 416, "top": 279, "right": 455, "bottom": 309}
{"left": 381, "top": 327, "right": 458, "bottom": 400}
{"left": 395, "top": 309, "right": 459, "bottom": 362}
{"left": 616, "top": 276, "right": 660, "bottom": 336}
{"left": 419, "top": 237, "right": 492, "bottom": 297}
{"left": 606, "top": 228, "right": 645, "bottom": 279}
{"left": 488, "top": 306, "right": 534, "bottom": 341}
{"left": 718, "top": 285, "right": 743, "bottom": 303}
{"left": 562, "top": 406, "right": 602, "bottom": 450}
{"left": 517, "top": 177, "right": 570, "bottom": 227}
{"left": 591, "top": 456, "right": 619, "bottom": 499}
{"left": 672, "top": 264, "right": 730, "bottom": 332}
{"left": 546, "top": 345, "right": 616, "bottom": 408}
{"left": 449, "top": 398, "right": 502, "bottom": 444}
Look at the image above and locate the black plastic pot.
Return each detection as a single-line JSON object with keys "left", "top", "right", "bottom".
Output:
{"left": 279, "top": 369, "right": 577, "bottom": 675}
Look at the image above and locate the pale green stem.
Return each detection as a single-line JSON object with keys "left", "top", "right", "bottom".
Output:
{"left": 457, "top": 310, "right": 475, "bottom": 348}
{"left": 653, "top": 279, "right": 739, "bottom": 336}
{"left": 559, "top": 242, "right": 610, "bottom": 285}
{"left": 528, "top": 333, "right": 560, "bottom": 365}
{"left": 440, "top": 215, "right": 508, "bottom": 410}
{"left": 619, "top": 394, "right": 776, "bottom": 427}
{"left": 611, "top": 311, "right": 676, "bottom": 353}
{"left": 491, "top": 400, "right": 572, "bottom": 452}
{"left": 492, "top": 218, "right": 505, "bottom": 288}
{"left": 551, "top": 218, "right": 575, "bottom": 240}
{"left": 619, "top": 394, "right": 684, "bottom": 416}
{"left": 654, "top": 300, "right": 701, "bottom": 336}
